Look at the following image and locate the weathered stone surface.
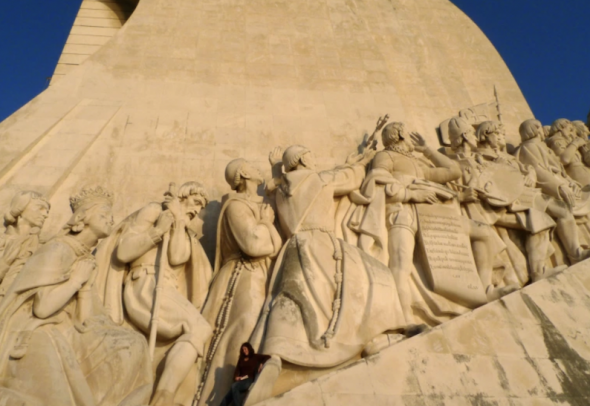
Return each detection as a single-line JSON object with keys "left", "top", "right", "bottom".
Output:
{"left": 255, "top": 259, "right": 590, "bottom": 406}
{"left": 0, "top": 0, "right": 532, "bottom": 248}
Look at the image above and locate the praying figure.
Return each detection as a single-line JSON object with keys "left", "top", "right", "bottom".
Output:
{"left": 95, "top": 182, "right": 213, "bottom": 406}
{"left": 246, "top": 145, "right": 408, "bottom": 405}
{"left": 197, "top": 159, "right": 282, "bottom": 406}
{"left": 0, "top": 191, "right": 50, "bottom": 297}
{"left": 0, "top": 186, "right": 152, "bottom": 406}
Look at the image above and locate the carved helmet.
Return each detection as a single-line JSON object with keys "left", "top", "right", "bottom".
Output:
{"left": 519, "top": 119, "right": 542, "bottom": 141}
{"left": 549, "top": 118, "right": 573, "bottom": 139}
{"left": 475, "top": 120, "right": 503, "bottom": 144}
{"left": 225, "top": 158, "right": 248, "bottom": 190}
{"left": 448, "top": 117, "right": 474, "bottom": 149}
{"left": 282, "top": 145, "right": 311, "bottom": 172}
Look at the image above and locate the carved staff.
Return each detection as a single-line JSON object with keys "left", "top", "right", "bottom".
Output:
{"left": 148, "top": 182, "right": 177, "bottom": 360}
{"left": 366, "top": 114, "right": 390, "bottom": 149}
{"left": 149, "top": 231, "right": 169, "bottom": 360}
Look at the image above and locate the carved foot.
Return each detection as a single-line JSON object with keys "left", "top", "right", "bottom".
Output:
{"left": 569, "top": 248, "right": 590, "bottom": 265}
{"left": 150, "top": 390, "right": 174, "bottom": 406}
{"left": 243, "top": 355, "right": 282, "bottom": 406}
{"left": 531, "top": 265, "right": 568, "bottom": 282}
{"left": 362, "top": 333, "right": 405, "bottom": 357}
{"left": 486, "top": 284, "right": 519, "bottom": 302}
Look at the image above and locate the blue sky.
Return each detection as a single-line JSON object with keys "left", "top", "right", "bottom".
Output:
{"left": 0, "top": 0, "right": 588, "bottom": 124}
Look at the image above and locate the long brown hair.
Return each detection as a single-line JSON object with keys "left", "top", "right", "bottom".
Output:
{"left": 238, "top": 342, "right": 255, "bottom": 362}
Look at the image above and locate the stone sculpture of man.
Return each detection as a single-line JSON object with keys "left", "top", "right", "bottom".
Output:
{"left": 0, "top": 191, "right": 50, "bottom": 297}
{"left": 546, "top": 118, "right": 590, "bottom": 186}
{"left": 0, "top": 186, "right": 153, "bottom": 406}
{"left": 451, "top": 119, "right": 581, "bottom": 284}
{"left": 515, "top": 119, "right": 590, "bottom": 264}
{"left": 246, "top": 145, "right": 408, "bottom": 405}
{"left": 196, "top": 158, "right": 282, "bottom": 406}
{"left": 364, "top": 122, "right": 502, "bottom": 324}
{"left": 572, "top": 120, "right": 590, "bottom": 169}
{"left": 96, "top": 182, "right": 213, "bottom": 406}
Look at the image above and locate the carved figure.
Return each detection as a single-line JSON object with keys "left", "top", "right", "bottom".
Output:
{"left": 357, "top": 122, "right": 506, "bottom": 327}
{"left": 469, "top": 120, "right": 579, "bottom": 282}
{"left": 247, "top": 145, "right": 407, "bottom": 404}
{"left": 573, "top": 120, "right": 590, "bottom": 140}
{"left": 515, "top": 119, "right": 590, "bottom": 263}
{"left": 572, "top": 120, "right": 590, "bottom": 169}
{"left": 0, "top": 191, "right": 50, "bottom": 297}
{"left": 96, "top": 182, "right": 213, "bottom": 406}
{"left": 543, "top": 125, "right": 552, "bottom": 140}
{"left": 197, "top": 159, "right": 282, "bottom": 406}
{"left": 545, "top": 118, "right": 590, "bottom": 186}
{"left": 0, "top": 186, "right": 152, "bottom": 406}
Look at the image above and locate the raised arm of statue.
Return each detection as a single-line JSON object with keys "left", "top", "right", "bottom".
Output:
{"left": 266, "top": 146, "right": 284, "bottom": 194}
{"left": 116, "top": 203, "right": 170, "bottom": 264}
{"left": 226, "top": 200, "right": 282, "bottom": 258}
{"left": 320, "top": 150, "right": 375, "bottom": 196}
{"left": 559, "top": 138, "right": 586, "bottom": 166}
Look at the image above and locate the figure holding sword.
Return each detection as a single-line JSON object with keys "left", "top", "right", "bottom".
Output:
{"left": 104, "top": 182, "right": 213, "bottom": 406}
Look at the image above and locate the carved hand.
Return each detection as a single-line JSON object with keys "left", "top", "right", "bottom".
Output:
{"left": 572, "top": 137, "right": 587, "bottom": 148}
{"left": 523, "top": 173, "right": 536, "bottom": 188}
{"left": 410, "top": 190, "right": 439, "bottom": 204}
{"left": 269, "top": 146, "right": 283, "bottom": 166}
{"left": 459, "top": 188, "right": 479, "bottom": 203}
{"left": 410, "top": 132, "right": 428, "bottom": 153}
{"left": 358, "top": 148, "right": 377, "bottom": 165}
{"left": 71, "top": 258, "right": 96, "bottom": 286}
{"left": 558, "top": 185, "right": 576, "bottom": 208}
{"left": 163, "top": 182, "right": 182, "bottom": 221}
{"left": 155, "top": 210, "right": 175, "bottom": 235}
{"left": 260, "top": 203, "right": 275, "bottom": 223}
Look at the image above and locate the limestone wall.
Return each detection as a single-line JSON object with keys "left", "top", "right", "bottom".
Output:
{"left": 257, "top": 260, "right": 590, "bottom": 406}
{"left": 0, "top": 0, "right": 533, "bottom": 253}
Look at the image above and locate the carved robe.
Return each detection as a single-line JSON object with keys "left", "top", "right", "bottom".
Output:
{"left": 0, "top": 236, "right": 152, "bottom": 406}
{"left": 515, "top": 138, "right": 590, "bottom": 246}
{"left": 255, "top": 165, "right": 406, "bottom": 368}
{"left": 198, "top": 193, "right": 281, "bottom": 406}
{"left": 351, "top": 151, "right": 473, "bottom": 326}
{"left": 0, "top": 231, "right": 40, "bottom": 297}
{"left": 546, "top": 134, "right": 590, "bottom": 187}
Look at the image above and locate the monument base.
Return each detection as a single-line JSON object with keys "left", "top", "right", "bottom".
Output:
{"left": 256, "top": 259, "right": 590, "bottom": 405}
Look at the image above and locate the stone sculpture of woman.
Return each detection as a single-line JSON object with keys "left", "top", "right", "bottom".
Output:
{"left": 0, "top": 186, "right": 153, "bottom": 406}
{"left": 0, "top": 191, "right": 50, "bottom": 297}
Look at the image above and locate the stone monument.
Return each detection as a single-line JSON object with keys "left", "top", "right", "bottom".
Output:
{"left": 2, "top": 1, "right": 590, "bottom": 406}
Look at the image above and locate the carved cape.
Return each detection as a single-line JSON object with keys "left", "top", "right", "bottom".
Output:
{"left": 94, "top": 204, "right": 213, "bottom": 325}
{"left": 254, "top": 165, "right": 407, "bottom": 368}
{"left": 198, "top": 192, "right": 280, "bottom": 406}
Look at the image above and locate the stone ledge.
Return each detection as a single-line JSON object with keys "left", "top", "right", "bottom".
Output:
{"left": 257, "top": 259, "right": 590, "bottom": 405}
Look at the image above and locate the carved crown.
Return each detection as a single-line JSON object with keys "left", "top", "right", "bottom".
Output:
{"left": 69, "top": 186, "right": 114, "bottom": 212}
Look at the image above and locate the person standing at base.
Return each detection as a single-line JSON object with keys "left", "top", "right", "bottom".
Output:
{"left": 219, "top": 343, "right": 270, "bottom": 406}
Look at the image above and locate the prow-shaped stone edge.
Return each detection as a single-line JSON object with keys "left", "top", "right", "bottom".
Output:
{"left": 256, "top": 259, "right": 590, "bottom": 405}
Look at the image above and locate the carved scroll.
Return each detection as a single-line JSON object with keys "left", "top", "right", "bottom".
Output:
{"left": 416, "top": 202, "right": 487, "bottom": 308}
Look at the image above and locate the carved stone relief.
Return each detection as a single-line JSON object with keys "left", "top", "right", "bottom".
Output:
{"left": 0, "top": 113, "right": 589, "bottom": 406}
